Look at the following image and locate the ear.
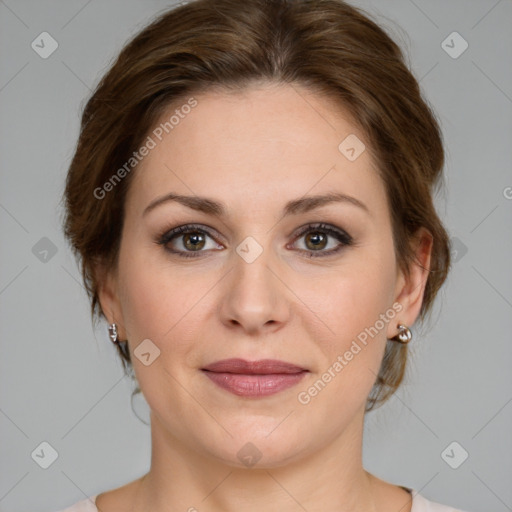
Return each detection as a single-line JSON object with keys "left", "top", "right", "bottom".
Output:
{"left": 386, "top": 227, "right": 433, "bottom": 339}
{"left": 95, "top": 260, "right": 127, "bottom": 340}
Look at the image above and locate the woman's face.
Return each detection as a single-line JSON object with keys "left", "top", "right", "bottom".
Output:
{"left": 100, "top": 82, "right": 427, "bottom": 467}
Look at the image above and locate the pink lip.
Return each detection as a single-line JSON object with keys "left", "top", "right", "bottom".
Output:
{"left": 202, "top": 358, "right": 308, "bottom": 397}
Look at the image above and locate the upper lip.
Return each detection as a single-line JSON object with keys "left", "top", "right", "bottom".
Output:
{"left": 202, "top": 358, "right": 307, "bottom": 374}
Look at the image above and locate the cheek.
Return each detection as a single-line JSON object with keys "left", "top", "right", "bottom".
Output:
{"left": 307, "top": 241, "right": 398, "bottom": 388}
{"left": 115, "top": 236, "right": 173, "bottom": 343}
{"left": 117, "top": 246, "right": 216, "bottom": 359}
{"left": 316, "top": 245, "right": 396, "bottom": 336}
{"left": 119, "top": 263, "right": 168, "bottom": 341}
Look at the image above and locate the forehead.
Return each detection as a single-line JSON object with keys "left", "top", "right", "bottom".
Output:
{"left": 127, "top": 83, "right": 386, "bottom": 218}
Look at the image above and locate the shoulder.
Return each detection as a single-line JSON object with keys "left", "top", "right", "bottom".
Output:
{"left": 410, "top": 489, "right": 470, "bottom": 512}
{"left": 51, "top": 495, "right": 98, "bottom": 512}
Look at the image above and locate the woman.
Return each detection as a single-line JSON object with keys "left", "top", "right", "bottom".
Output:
{"left": 57, "top": 0, "right": 469, "bottom": 510}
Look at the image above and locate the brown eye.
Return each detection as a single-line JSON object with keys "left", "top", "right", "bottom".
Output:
{"left": 157, "top": 224, "right": 223, "bottom": 258}
{"left": 291, "top": 223, "right": 353, "bottom": 258}
{"left": 182, "top": 232, "right": 206, "bottom": 251}
{"left": 304, "top": 231, "right": 328, "bottom": 251}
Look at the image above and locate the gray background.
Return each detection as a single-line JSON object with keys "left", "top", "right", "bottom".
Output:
{"left": 0, "top": 1, "right": 511, "bottom": 511}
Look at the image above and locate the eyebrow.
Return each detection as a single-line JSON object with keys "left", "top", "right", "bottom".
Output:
{"left": 143, "top": 191, "right": 370, "bottom": 218}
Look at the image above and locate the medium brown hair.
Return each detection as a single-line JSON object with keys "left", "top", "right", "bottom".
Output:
{"left": 62, "top": 0, "right": 451, "bottom": 412}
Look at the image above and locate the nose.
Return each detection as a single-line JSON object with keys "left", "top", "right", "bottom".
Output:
{"left": 218, "top": 243, "right": 291, "bottom": 336}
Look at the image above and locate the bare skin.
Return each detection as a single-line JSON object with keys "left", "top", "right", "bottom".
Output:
{"left": 96, "top": 472, "right": 413, "bottom": 511}
{"left": 95, "top": 81, "right": 430, "bottom": 512}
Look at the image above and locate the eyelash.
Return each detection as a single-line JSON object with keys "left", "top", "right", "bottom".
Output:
{"left": 156, "top": 222, "right": 353, "bottom": 259}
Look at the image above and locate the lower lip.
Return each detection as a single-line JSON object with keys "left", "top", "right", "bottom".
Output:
{"left": 202, "top": 371, "right": 307, "bottom": 397}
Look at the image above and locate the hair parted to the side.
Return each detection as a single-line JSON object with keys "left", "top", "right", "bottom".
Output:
{"left": 62, "top": 0, "right": 451, "bottom": 412}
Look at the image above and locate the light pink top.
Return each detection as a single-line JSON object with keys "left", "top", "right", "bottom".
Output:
{"left": 54, "top": 488, "right": 470, "bottom": 511}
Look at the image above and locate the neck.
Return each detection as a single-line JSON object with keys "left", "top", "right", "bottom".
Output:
{"left": 132, "top": 408, "right": 384, "bottom": 512}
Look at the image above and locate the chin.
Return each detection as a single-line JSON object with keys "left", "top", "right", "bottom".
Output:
{"left": 203, "top": 426, "right": 309, "bottom": 470}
